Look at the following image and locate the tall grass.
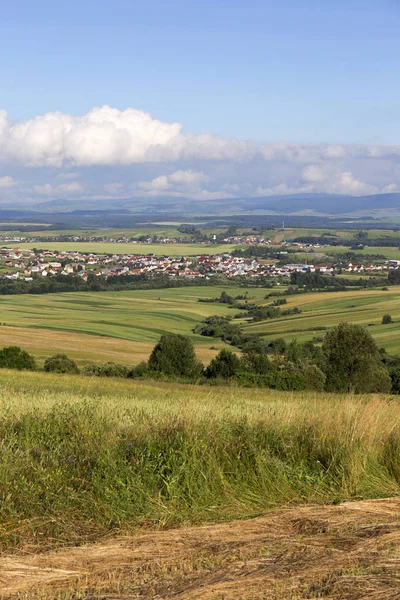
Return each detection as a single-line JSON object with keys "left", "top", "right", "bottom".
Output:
{"left": 0, "top": 370, "right": 399, "bottom": 551}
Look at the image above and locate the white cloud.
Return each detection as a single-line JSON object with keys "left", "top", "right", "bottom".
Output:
{"left": 382, "top": 183, "right": 398, "bottom": 193}
{"left": 138, "top": 170, "right": 208, "bottom": 194}
{"left": 302, "top": 165, "right": 324, "bottom": 182}
{"left": 0, "top": 175, "right": 16, "bottom": 188}
{"left": 2, "top": 104, "right": 400, "bottom": 169}
{"left": 33, "top": 182, "right": 83, "bottom": 197}
{"left": 256, "top": 183, "right": 314, "bottom": 196}
{"left": 168, "top": 169, "right": 208, "bottom": 185}
{"left": 0, "top": 105, "right": 400, "bottom": 201}
{"left": 138, "top": 175, "right": 170, "bottom": 192}
{"left": 328, "top": 172, "right": 378, "bottom": 196}
{"left": 136, "top": 169, "right": 232, "bottom": 200}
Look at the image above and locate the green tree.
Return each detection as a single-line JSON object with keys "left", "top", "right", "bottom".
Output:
{"left": 148, "top": 334, "right": 203, "bottom": 378}
{"left": 219, "top": 291, "right": 234, "bottom": 304}
{"left": 0, "top": 346, "right": 36, "bottom": 370}
{"left": 322, "top": 322, "right": 391, "bottom": 393}
{"left": 205, "top": 349, "right": 240, "bottom": 379}
{"left": 44, "top": 354, "right": 80, "bottom": 374}
{"left": 240, "top": 350, "right": 274, "bottom": 375}
{"left": 382, "top": 314, "right": 393, "bottom": 324}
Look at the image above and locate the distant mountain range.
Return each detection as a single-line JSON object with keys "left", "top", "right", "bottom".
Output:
{"left": 1, "top": 192, "right": 400, "bottom": 219}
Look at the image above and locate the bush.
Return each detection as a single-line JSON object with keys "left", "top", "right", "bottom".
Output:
{"left": 82, "top": 362, "right": 130, "bottom": 378}
{"left": 240, "top": 350, "right": 275, "bottom": 375}
{"left": 0, "top": 346, "right": 36, "bottom": 370}
{"left": 236, "top": 371, "right": 276, "bottom": 387}
{"left": 382, "top": 314, "right": 393, "bottom": 324}
{"left": 148, "top": 334, "right": 203, "bottom": 379}
{"left": 205, "top": 349, "right": 241, "bottom": 379}
{"left": 275, "top": 362, "right": 326, "bottom": 392}
{"left": 128, "top": 361, "right": 150, "bottom": 378}
{"left": 44, "top": 354, "right": 79, "bottom": 374}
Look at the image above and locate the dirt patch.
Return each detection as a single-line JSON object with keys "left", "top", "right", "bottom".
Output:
{"left": 2, "top": 497, "right": 400, "bottom": 599}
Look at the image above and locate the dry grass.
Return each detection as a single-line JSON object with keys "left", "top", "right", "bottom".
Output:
{"left": 0, "top": 325, "right": 219, "bottom": 366}
{"left": 2, "top": 497, "right": 400, "bottom": 599}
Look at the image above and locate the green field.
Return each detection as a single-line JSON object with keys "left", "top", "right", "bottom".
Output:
{"left": 276, "top": 227, "right": 400, "bottom": 243}
{"left": 21, "top": 226, "right": 184, "bottom": 238}
{"left": 244, "top": 287, "right": 400, "bottom": 352}
{"left": 309, "top": 245, "right": 400, "bottom": 260}
{"left": 0, "top": 285, "right": 399, "bottom": 366}
{"left": 13, "top": 241, "right": 237, "bottom": 255}
{"left": 0, "top": 285, "right": 267, "bottom": 365}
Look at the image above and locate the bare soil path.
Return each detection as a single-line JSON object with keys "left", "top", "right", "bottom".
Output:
{"left": 2, "top": 498, "right": 400, "bottom": 599}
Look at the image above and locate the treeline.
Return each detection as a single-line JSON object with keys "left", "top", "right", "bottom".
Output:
{"left": 0, "top": 273, "right": 218, "bottom": 295}
{"left": 231, "top": 246, "right": 298, "bottom": 259}
{"left": 199, "top": 291, "right": 300, "bottom": 319}
{"left": 291, "top": 235, "right": 343, "bottom": 246}
{"left": 289, "top": 271, "right": 385, "bottom": 289}
{"left": 3, "top": 322, "right": 398, "bottom": 394}
{"left": 349, "top": 235, "right": 400, "bottom": 248}
{"left": 291, "top": 234, "right": 400, "bottom": 248}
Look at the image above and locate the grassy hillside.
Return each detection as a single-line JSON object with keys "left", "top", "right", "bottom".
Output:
{"left": 0, "top": 370, "right": 400, "bottom": 553}
{"left": 1, "top": 286, "right": 400, "bottom": 363}
{"left": 244, "top": 286, "right": 400, "bottom": 352}
{"left": 0, "top": 286, "right": 266, "bottom": 365}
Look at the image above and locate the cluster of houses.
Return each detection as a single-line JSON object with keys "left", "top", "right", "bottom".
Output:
{"left": 0, "top": 246, "right": 398, "bottom": 283}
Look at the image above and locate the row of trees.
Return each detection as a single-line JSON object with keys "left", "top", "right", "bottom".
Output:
{"left": 143, "top": 323, "right": 392, "bottom": 393}
{"left": 0, "top": 322, "right": 397, "bottom": 394}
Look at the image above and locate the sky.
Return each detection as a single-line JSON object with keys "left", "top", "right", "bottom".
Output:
{"left": 0, "top": 0, "right": 400, "bottom": 205}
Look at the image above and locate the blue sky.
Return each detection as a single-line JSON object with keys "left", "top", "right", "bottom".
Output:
{"left": 0, "top": 0, "right": 399, "bottom": 204}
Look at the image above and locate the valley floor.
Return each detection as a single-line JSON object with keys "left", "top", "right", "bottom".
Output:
{"left": 2, "top": 497, "right": 400, "bottom": 599}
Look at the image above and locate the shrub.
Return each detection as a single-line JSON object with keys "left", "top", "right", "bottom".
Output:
{"left": 240, "top": 350, "right": 275, "bottom": 375}
{"left": 0, "top": 346, "right": 36, "bottom": 370}
{"left": 82, "top": 362, "right": 130, "bottom": 378}
{"left": 148, "top": 334, "right": 203, "bottom": 379}
{"left": 236, "top": 371, "right": 276, "bottom": 387}
{"left": 382, "top": 314, "right": 393, "bottom": 324}
{"left": 128, "top": 361, "right": 150, "bottom": 378}
{"left": 205, "top": 349, "right": 241, "bottom": 379}
{"left": 44, "top": 354, "right": 79, "bottom": 374}
{"left": 275, "top": 362, "right": 326, "bottom": 392}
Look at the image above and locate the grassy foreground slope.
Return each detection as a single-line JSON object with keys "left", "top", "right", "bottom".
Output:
{"left": 1, "top": 369, "right": 400, "bottom": 554}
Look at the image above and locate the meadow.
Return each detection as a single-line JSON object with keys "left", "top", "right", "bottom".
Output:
{"left": 15, "top": 241, "right": 238, "bottom": 255}
{"left": 277, "top": 227, "right": 400, "bottom": 242}
{"left": 0, "top": 369, "right": 400, "bottom": 553}
{"left": 18, "top": 226, "right": 184, "bottom": 238}
{"left": 0, "top": 285, "right": 267, "bottom": 365}
{"left": 314, "top": 244, "right": 400, "bottom": 260}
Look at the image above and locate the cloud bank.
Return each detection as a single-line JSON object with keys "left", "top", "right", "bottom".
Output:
{"left": 0, "top": 105, "right": 399, "bottom": 202}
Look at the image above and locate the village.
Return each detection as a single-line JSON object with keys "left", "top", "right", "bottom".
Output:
{"left": 0, "top": 246, "right": 398, "bottom": 283}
